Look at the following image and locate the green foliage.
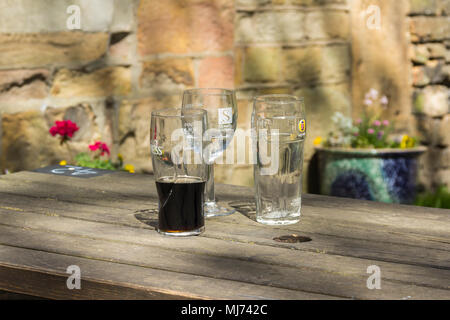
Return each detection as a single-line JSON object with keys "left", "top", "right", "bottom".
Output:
{"left": 75, "top": 153, "right": 119, "bottom": 171}
{"left": 415, "top": 186, "right": 450, "bottom": 209}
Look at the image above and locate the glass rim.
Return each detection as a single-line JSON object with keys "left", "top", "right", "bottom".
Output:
{"left": 183, "top": 88, "right": 235, "bottom": 96}
{"left": 254, "top": 94, "right": 304, "bottom": 104}
{"left": 151, "top": 107, "right": 206, "bottom": 119}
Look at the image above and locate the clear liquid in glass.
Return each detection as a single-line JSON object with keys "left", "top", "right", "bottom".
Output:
{"left": 255, "top": 130, "right": 304, "bottom": 225}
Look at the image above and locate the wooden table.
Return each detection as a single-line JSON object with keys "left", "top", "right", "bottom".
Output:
{"left": 0, "top": 168, "right": 449, "bottom": 300}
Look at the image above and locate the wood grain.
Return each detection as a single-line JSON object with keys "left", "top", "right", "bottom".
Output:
{"left": 0, "top": 170, "right": 448, "bottom": 300}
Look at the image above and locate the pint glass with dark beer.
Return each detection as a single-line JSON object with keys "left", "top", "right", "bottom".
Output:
{"left": 150, "top": 108, "right": 208, "bottom": 236}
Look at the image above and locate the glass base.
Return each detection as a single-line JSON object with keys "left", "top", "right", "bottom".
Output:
{"left": 157, "top": 226, "right": 204, "bottom": 237}
{"left": 256, "top": 211, "right": 300, "bottom": 225}
{"left": 204, "top": 201, "right": 235, "bottom": 218}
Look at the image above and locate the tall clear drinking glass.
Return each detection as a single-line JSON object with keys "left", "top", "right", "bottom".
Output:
{"left": 150, "top": 108, "right": 208, "bottom": 236}
{"left": 182, "top": 89, "right": 238, "bottom": 217}
{"left": 252, "top": 95, "right": 306, "bottom": 225}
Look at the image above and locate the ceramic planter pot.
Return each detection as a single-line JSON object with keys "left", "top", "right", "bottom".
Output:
{"left": 316, "top": 146, "right": 427, "bottom": 204}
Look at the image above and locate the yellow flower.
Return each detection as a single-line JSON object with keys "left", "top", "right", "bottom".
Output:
{"left": 400, "top": 135, "right": 415, "bottom": 149}
{"left": 117, "top": 153, "right": 123, "bottom": 162}
{"left": 124, "top": 164, "right": 135, "bottom": 173}
{"left": 59, "top": 160, "right": 67, "bottom": 166}
{"left": 313, "top": 136, "right": 322, "bottom": 146}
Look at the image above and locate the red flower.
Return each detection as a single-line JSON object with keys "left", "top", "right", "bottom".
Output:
{"left": 89, "top": 141, "right": 110, "bottom": 156}
{"left": 49, "top": 120, "right": 79, "bottom": 143}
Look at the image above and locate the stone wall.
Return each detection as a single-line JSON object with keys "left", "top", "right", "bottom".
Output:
{"left": 0, "top": 0, "right": 448, "bottom": 190}
{"left": 230, "top": 0, "right": 352, "bottom": 187}
{"left": 409, "top": 0, "right": 450, "bottom": 189}
{"left": 0, "top": 0, "right": 234, "bottom": 173}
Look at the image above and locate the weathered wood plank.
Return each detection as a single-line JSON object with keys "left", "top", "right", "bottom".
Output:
{"left": 0, "top": 246, "right": 336, "bottom": 300}
{"left": 0, "top": 221, "right": 448, "bottom": 299}
{"left": 0, "top": 170, "right": 449, "bottom": 299}
{"left": 2, "top": 171, "right": 449, "bottom": 236}
{"left": 0, "top": 289, "right": 43, "bottom": 300}
{"left": 0, "top": 207, "right": 449, "bottom": 287}
{"left": 0, "top": 180, "right": 448, "bottom": 270}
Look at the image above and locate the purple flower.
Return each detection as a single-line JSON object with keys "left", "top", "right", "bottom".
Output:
{"left": 368, "top": 128, "right": 375, "bottom": 134}
{"left": 377, "top": 131, "right": 384, "bottom": 139}
{"left": 373, "top": 120, "right": 381, "bottom": 127}
{"left": 355, "top": 118, "right": 362, "bottom": 124}
{"left": 382, "top": 120, "right": 389, "bottom": 126}
{"left": 363, "top": 99, "right": 373, "bottom": 106}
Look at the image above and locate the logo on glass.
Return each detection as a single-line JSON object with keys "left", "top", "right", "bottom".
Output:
{"left": 218, "top": 107, "right": 233, "bottom": 125}
{"left": 299, "top": 119, "right": 306, "bottom": 133}
{"left": 151, "top": 143, "right": 164, "bottom": 156}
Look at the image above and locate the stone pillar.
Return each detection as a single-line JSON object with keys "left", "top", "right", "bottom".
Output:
{"left": 351, "top": 0, "right": 413, "bottom": 132}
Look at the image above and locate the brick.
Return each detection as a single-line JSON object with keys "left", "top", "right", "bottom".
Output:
{"left": 412, "top": 66, "right": 431, "bottom": 87}
{"left": 0, "top": 69, "right": 49, "bottom": 106}
{"left": 438, "top": 114, "right": 450, "bottom": 147}
{"left": 292, "top": 0, "right": 347, "bottom": 5}
{"left": 51, "top": 66, "right": 131, "bottom": 98}
{"left": 411, "top": 45, "right": 430, "bottom": 64}
{"left": 443, "top": 64, "right": 450, "bottom": 82}
{"left": 140, "top": 58, "right": 195, "bottom": 91}
{"left": 198, "top": 56, "right": 234, "bottom": 88}
{"left": 1, "top": 110, "right": 55, "bottom": 172}
{"left": 235, "top": 11, "right": 305, "bottom": 44}
{"left": 107, "top": 33, "right": 135, "bottom": 64}
{"left": 426, "top": 60, "right": 447, "bottom": 83}
{"left": 434, "top": 148, "right": 450, "bottom": 168}
{"left": 409, "top": 0, "right": 438, "bottom": 15}
{"left": 438, "top": 0, "right": 450, "bottom": 15}
{"left": 243, "top": 47, "right": 281, "bottom": 82}
{"left": 0, "top": 69, "right": 49, "bottom": 92}
{"left": 305, "top": 10, "right": 350, "bottom": 40}
{"left": 235, "top": 0, "right": 271, "bottom": 7}
{"left": 0, "top": 32, "right": 109, "bottom": 68}
{"left": 272, "top": 0, "right": 287, "bottom": 4}
{"left": 137, "top": 0, "right": 233, "bottom": 55}
{"left": 234, "top": 48, "right": 244, "bottom": 86}
{"left": 413, "top": 86, "right": 449, "bottom": 117}
{"left": 282, "top": 45, "right": 350, "bottom": 84}
{"left": 0, "top": 0, "right": 114, "bottom": 32}
{"left": 426, "top": 43, "right": 447, "bottom": 58}
{"left": 413, "top": 115, "right": 440, "bottom": 145}
{"left": 445, "top": 50, "right": 450, "bottom": 63}
{"left": 413, "top": 60, "right": 447, "bottom": 86}
{"left": 410, "top": 17, "right": 450, "bottom": 42}
{"left": 110, "top": 0, "right": 137, "bottom": 32}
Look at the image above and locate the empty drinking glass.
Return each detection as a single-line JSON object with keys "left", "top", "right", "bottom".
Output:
{"left": 252, "top": 95, "right": 306, "bottom": 225}
{"left": 182, "top": 88, "right": 238, "bottom": 217}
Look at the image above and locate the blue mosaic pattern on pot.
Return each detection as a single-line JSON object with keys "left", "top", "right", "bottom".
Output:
{"left": 318, "top": 149, "right": 423, "bottom": 204}
{"left": 330, "top": 170, "right": 374, "bottom": 201}
{"left": 381, "top": 158, "right": 417, "bottom": 204}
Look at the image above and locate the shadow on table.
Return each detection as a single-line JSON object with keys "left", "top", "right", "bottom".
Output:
{"left": 134, "top": 206, "right": 159, "bottom": 229}
{"left": 227, "top": 200, "right": 257, "bottom": 222}
{"left": 133, "top": 200, "right": 258, "bottom": 227}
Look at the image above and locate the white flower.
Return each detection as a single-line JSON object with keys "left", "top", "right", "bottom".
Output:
{"left": 363, "top": 98, "right": 373, "bottom": 106}
{"left": 332, "top": 112, "right": 344, "bottom": 123}
{"left": 368, "top": 88, "right": 379, "bottom": 100}
{"left": 380, "top": 95, "right": 389, "bottom": 106}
